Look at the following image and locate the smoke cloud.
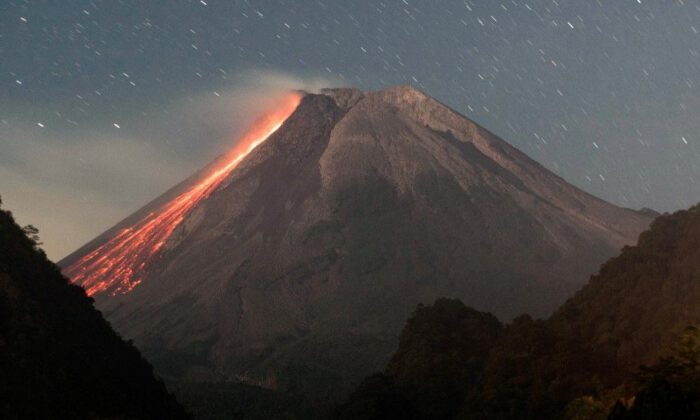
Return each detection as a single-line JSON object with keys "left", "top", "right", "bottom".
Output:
{"left": 0, "top": 71, "right": 340, "bottom": 260}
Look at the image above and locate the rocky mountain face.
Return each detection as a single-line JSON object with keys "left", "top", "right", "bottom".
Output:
{"left": 0, "top": 203, "right": 187, "bottom": 419}
{"left": 339, "top": 204, "right": 700, "bottom": 420}
{"left": 60, "top": 86, "right": 651, "bottom": 402}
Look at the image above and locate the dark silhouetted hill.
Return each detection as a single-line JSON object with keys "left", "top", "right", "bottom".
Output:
{"left": 0, "top": 201, "right": 188, "bottom": 419}
{"left": 339, "top": 204, "right": 700, "bottom": 419}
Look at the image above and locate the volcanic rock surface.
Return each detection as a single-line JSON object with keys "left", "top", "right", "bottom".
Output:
{"left": 61, "top": 86, "right": 652, "bottom": 396}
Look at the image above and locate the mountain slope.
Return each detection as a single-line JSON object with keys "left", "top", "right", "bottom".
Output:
{"left": 340, "top": 204, "right": 700, "bottom": 419}
{"left": 0, "top": 202, "right": 187, "bottom": 418}
{"left": 551, "top": 204, "right": 700, "bottom": 374}
{"left": 337, "top": 299, "right": 504, "bottom": 420}
{"left": 60, "top": 86, "right": 651, "bottom": 402}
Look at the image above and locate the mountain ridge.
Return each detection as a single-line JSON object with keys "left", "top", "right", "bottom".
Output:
{"left": 60, "top": 85, "right": 652, "bottom": 405}
{"left": 0, "top": 201, "right": 188, "bottom": 418}
{"left": 339, "top": 203, "right": 700, "bottom": 420}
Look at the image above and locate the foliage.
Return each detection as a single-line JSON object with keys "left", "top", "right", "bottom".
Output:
{"left": 336, "top": 299, "right": 503, "bottom": 420}
{"left": 467, "top": 315, "right": 603, "bottom": 420}
{"left": 340, "top": 204, "right": 700, "bottom": 420}
{"left": 334, "top": 373, "right": 416, "bottom": 420}
{"left": 562, "top": 397, "right": 608, "bottom": 420}
{"left": 609, "top": 326, "right": 700, "bottom": 419}
{"left": 170, "top": 381, "right": 320, "bottom": 420}
{"left": 552, "top": 204, "right": 700, "bottom": 377}
{"left": 0, "top": 205, "right": 188, "bottom": 418}
{"left": 21, "top": 224, "right": 42, "bottom": 247}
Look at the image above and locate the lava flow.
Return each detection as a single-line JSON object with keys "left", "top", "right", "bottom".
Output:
{"left": 65, "top": 93, "right": 301, "bottom": 296}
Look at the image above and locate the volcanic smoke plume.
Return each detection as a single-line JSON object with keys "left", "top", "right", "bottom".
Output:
{"left": 64, "top": 93, "right": 301, "bottom": 296}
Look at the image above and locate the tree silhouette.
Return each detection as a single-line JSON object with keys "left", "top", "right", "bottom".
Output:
{"left": 610, "top": 326, "right": 700, "bottom": 419}
{"left": 21, "top": 224, "right": 42, "bottom": 247}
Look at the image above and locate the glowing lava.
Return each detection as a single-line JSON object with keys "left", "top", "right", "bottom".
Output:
{"left": 65, "top": 93, "right": 301, "bottom": 296}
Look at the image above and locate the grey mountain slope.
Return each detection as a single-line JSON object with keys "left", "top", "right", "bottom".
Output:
{"left": 61, "top": 85, "right": 651, "bottom": 398}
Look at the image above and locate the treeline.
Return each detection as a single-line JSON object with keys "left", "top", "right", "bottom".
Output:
{"left": 0, "top": 198, "right": 188, "bottom": 418}
{"left": 337, "top": 204, "right": 700, "bottom": 419}
{"left": 337, "top": 299, "right": 700, "bottom": 419}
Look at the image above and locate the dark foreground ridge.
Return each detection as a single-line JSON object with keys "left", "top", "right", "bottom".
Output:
{"left": 0, "top": 200, "right": 188, "bottom": 419}
{"left": 339, "top": 204, "right": 700, "bottom": 420}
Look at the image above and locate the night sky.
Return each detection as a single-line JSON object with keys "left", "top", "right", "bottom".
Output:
{"left": 2, "top": 0, "right": 700, "bottom": 259}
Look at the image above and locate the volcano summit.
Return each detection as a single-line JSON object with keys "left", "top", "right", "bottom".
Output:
{"left": 61, "top": 86, "right": 651, "bottom": 401}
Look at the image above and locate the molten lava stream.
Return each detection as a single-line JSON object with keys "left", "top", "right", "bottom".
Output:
{"left": 65, "top": 93, "right": 301, "bottom": 296}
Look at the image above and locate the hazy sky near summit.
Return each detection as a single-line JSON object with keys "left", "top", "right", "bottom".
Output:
{"left": 2, "top": 0, "right": 700, "bottom": 259}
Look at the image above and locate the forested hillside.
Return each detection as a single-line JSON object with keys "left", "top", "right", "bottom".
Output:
{"left": 0, "top": 199, "right": 188, "bottom": 418}
{"left": 339, "top": 205, "right": 700, "bottom": 419}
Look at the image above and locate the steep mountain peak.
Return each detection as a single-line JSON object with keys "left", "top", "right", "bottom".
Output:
{"left": 60, "top": 85, "right": 652, "bottom": 404}
{"left": 319, "top": 85, "right": 448, "bottom": 123}
{"left": 319, "top": 87, "right": 365, "bottom": 110}
{"left": 317, "top": 85, "right": 524, "bottom": 186}
{"left": 375, "top": 84, "right": 432, "bottom": 104}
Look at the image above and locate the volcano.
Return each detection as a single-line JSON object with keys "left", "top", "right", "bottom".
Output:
{"left": 60, "top": 86, "right": 651, "bottom": 400}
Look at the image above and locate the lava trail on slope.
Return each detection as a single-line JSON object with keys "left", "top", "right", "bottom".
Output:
{"left": 64, "top": 93, "right": 301, "bottom": 296}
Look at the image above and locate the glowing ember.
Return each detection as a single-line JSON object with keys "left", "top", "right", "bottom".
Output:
{"left": 65, "top": 93, "right": 301, "bottom": 296}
